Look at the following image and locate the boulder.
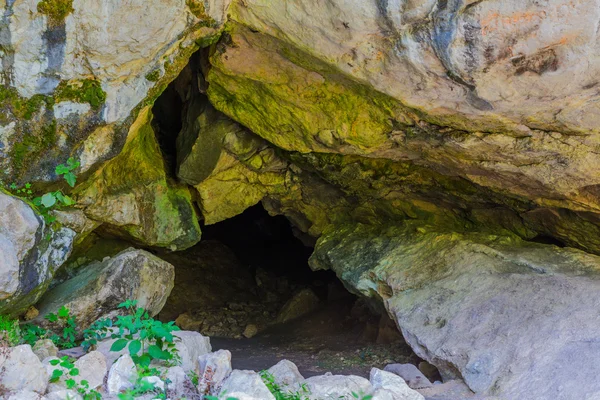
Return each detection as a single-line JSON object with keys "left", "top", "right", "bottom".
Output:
{"left": 370, "top": 368, "right": 425, "bottom": 400}
{"left": 311, "top": 222, "right": 600, "bottom": 399}
{"left": 0, "top": 345, "right": 48, "bottom": 394}
{"left": 276, "top": 288, "right": 320, "bottom": 324}
{"left": 217, "top": 370, "right": 275, "bottom": 400}
{"left": 107, "top": 354, "right": 137, "bottom": 395}
{"left": 172, "top": 331, "right": 212, "bottom": 372}
{"left": 73, "top": 351, "right": 106, "bottom": 390}
{"left": 5, "top": 390, "right": 45, "bottom": 400}
{"left": 383, "top": 364, "right": 433, "bottom": 390}
{"left": 35, "top": 249, "right": 174, "bottom": 330}
{"left": 196, "top": 349, "right": 232, "bottom": 395}
{"left": 302, "top": 374, "right": 372, "bottom": 400}
{"left": 32, "top": 339, "right": 58, "bottom": 361}
{"left": 267, "top": 360, "right": 304, "bottom": 389}
{"left": 0, "top": 192, "right": 74, "bottom": 315}
{"left": 165, "top": 366, "right": 190, "bottom": 398}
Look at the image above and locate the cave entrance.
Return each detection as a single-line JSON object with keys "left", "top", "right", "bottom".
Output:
{"left": 158, "top": 203, "right": 419, "bottom": 377}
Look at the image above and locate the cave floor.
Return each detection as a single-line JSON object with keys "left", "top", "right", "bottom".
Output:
{"left": 211, "top": 300, "right": 419, "bottom": 378}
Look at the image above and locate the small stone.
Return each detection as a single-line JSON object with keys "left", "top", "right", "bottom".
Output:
{"left": 276, "top": 288, "right": 320, "bottom": 324}
{"left": 24, "top": 306, "right": 39, "bottom": 321}
{"left": 370, "top": 368, "right": 424, "bottom": 400}
{"left": 384, "top": 364, "right": 433, "bottom": 390}
{"left": 141, "top": 376, "right": 165, "bottom": 391}
{"left": 107, "top": 354, "right": 137, "bottom": 395}
{"left": 165, "top": 366, "right": 188, "bottom": 398}
{"left": 243, "top": 324, "right": 258, "bottom": 338}
{"left": 267, "top": 360, "right": 304, "bottom": 388}
{"left": 218, "top": 370, "right": 275, "bottom": 400}
{"left": 32, "top": 339, "right": 58, "bottom": 361}
{"left": 196, "top": 349, "right": 232, "bottom": 395}
{"left": 303, "top": 374, "right": 372, "bottom": 400}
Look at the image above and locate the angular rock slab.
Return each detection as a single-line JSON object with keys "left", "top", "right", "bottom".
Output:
{"left": 218, "top": 370, "right": 275, "bottom": 400}
{"left": 35, "top": 248, "right": 174, "bottom": 329}
{"left": 302, "top": 374, "right": 372, "bottom": 400}
{"left": 0, "top": 192, "right": 74, "bottom": 315}
{"left": 311, "top": 222, "right": 600, "bottom": 399}
{"left": 0, "top": 345, "right": 48, "bottom": 394}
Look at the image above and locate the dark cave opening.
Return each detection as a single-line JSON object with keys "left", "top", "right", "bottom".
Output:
{"left": 157, "top": 202, "right": 421, "bottom": 376}
{"left": 147, "top": 48, "right": 424, "bottom": 377}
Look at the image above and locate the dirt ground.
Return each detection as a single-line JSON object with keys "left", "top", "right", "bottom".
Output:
{"left": 212, "top": 300, "right": 420, "bottom": 378}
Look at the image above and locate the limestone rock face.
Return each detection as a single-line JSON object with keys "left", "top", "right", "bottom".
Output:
{"left": 76, "top": 108, "right": 202, "bottom": 250}
{"left": 0, "top": 192, "right": 74, "bottom": 315}
{"left": 0, "top": 0, "right": 229, "bottom": 184}
{"left": 202, "top": 2, "right": 600, "bottom": 254}
{"left": 35, "top": 249, "right": 175, "bottom": 330}
{"left": 311, "top": 223, "right": 600, "bottom": 399}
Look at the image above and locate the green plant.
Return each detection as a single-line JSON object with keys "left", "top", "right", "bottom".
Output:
{"left": 83, "top": 300, "right": 181, "bottom": 369}
{"left": 260, "top": 371, "right": 310, "bottom": 400}
{"left": 45, "top": 306, "right": 78, "bottom": 349}
{"left": 0, "top": 316, "right": 21, "bottom": 346}
{"left": 31, "top": 157, "right": 79, "bottom": 222}
{"left": 49, "top": 356, "right": 101, "bottom": 400}
{"left": 21, "top": 324, "right": 49, "bottom": 346}
{"left": 37, "top": 0, "right": 74, "bottom": 24}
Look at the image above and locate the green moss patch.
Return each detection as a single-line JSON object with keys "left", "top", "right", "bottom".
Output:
{"left": 37, "top": 0, "right": 74, "bottom": 25}
{"left": 145, "top": 70, "right": 161, "bottom": 82}
{"left": 55, "top": 79, "right": 106, "bottom": 110}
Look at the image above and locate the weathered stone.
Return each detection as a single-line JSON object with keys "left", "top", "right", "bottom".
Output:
{"left": 5, "top": 390, "right": 45, "bottom": 400}
{"left": 311, "top": 222, "right": 600, "bottom": 399}
{"left": 302, "top": 374, "right": 373, "bottom": 400}
{"left": 276, "top": 288, "right": 320, "bottom": 324}
{"left": 45, "top": 390, "right": 82, "bottom": 400}
{"left": 242, "top": 324, "right": 258, "bottom": 339}
{"left": 217, "top": 370, "right": 275, "bottom": 400}
{"left": 0, "top": 192, "right": 74, "bottom": 315}
{"left": 32, "top": 340, "right": 58, "bottom": 361}
{"left": 384, "top": 364, "right": 433, "bottom": 390}
{"left": 73, "top": 351, "right": 106, "bottom": 390}
{"left": 107, "top": 354, "right": 137, "bottom": 395}
{"left": 0, "top": 345, "right": 48, "bottom": 394}
{"left": 172, "top": 331, "right": 212, "bottom": 373}
{"left": 267, "top": 360, "right": 304, "bottom": 389}
{"left": 76, "top": 108, "right": 201, "bottom": 250}
{"left": 196, "top": 349, "right": 232, "bottom": 395}
{"left": 371, "top": 368, "right": 425, "bottom": 400}
{"left": 165, "top": 366, "right": 189, "bottom": 399}
{"left": 35, "top": 249, "right": 174, "bottom": 330}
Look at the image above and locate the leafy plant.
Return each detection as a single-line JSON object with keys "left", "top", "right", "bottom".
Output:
{"left": 21, "top": 323, "right": 49, "bottom": 346}
{"left": 83, "top": 300, "right": 181, "bottom": 370}
{"left": 45, "top": 305, "right": 78, "bottom": 349}
{"left": 32, "top": 157, "right": 79, "bottom": 221}
{"left": 260, "top": 371, "right": 310, "bottom": 400}
{"left": 0, "top": 316, "right": 21, "bottom": 346}
{"left": 49, "top": 356, "right": 101, "bottom": 400}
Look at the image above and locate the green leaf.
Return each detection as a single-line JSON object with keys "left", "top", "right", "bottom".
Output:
{"left": 135, "top": 353, "right": 152, "bottom": 368}
{"left": 66, "top": 378, "right": 76, "bottom": 389}
{"left": 69, "top": 367, "right": 79, "bottom": 376}
{"left": 40, "top": 192, "right": 57, "bottom": 208}
{"left": 50, "top": 359, "right": 60, "bottom": 366}
{"left": 110, "top": 338, "right": 128, "bottom": 352}
{"left": 55, "top": 164, "right": 70, "bottom": 175}
{"left": 128, "top": 340, "right": 141, "bottom": 355}
{"left": 50, "top": 369, "right": 63, "bottom": 382}
{"left": 58, "top": 306, "right": 70, "bottom": 318}
{"left": 64, "top": 172, "right": 76, "bottom": 188}
{"left": 148, "top": 344, "right": 171, "bottom": 360}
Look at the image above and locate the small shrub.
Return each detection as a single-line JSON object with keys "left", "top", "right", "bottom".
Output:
{"left": 83, "top": 300, "right": 181, "bottom": 369}
{"left": 49, "top": 356, "right": 101, "bottom": 400}
{"left": 45, "top": 305, "right": 77, "bottom": 349}
{"left": 0, "top": 316, "right": 21, "bottom": 346}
